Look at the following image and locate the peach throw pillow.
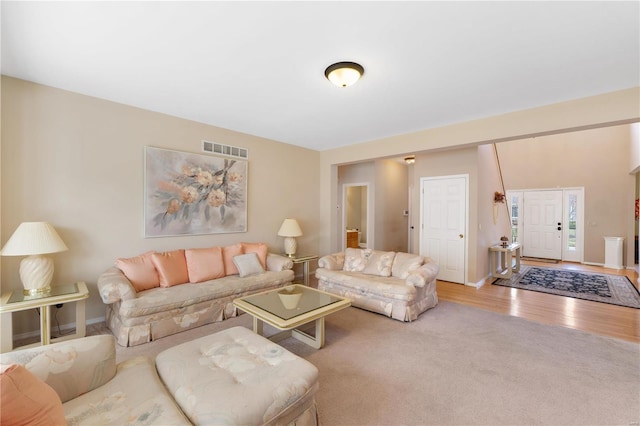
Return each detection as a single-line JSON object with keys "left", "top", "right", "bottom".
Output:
{"left": 0, "top": 364, "right": 67, "bottom": 426}
{"left": 185, "top": 247, "right": 225, "bottom": 283}
{"left": 115, "top": 251, "right": 159, "bottom": 292}
{"left": 151, "top": 250, "right": 189, "bottom": 287}
{"left": 241, "top": 242, "right": 268, "bottom": 269}
{"left": 222, "top": 244, "right": 244, "bottom": 275}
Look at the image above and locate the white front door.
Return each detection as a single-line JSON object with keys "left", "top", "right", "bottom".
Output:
{"left": 420, "top": 175, "right": 467, "bottom": 284}
{"left": 523, "top": 190, "right": 563, "bottom": 259}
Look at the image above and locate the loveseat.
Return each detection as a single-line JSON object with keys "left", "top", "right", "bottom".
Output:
{"left": 1, "top": 331, "right": 320, "bottom": 425}
{"left": 315, "top": 248, "right": 439, "bottom": 321}
{"left": 98, "top": 243, "right": 294, "bottom": 347}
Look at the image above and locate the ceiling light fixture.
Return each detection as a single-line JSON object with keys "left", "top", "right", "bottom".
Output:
{"left": 324, "top": 61, "right": 364, "bottom": 88}
{"left": 404, "top": 155, "right": 415, "bottom": 164}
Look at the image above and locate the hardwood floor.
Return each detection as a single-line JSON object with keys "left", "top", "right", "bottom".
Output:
{"left": 437, "top": 261, "right": 640, "bottom": 343}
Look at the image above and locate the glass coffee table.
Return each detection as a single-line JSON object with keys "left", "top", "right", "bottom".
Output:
{"left": 233, "top": 284, "right": 350, "bottom": 349}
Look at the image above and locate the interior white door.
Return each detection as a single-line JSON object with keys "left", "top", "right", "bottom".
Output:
{"left": 523, "top": 190, "right": 563, "bottom": 259}
{"left": 420, "top": 176, "right": 467, "bottom": 284}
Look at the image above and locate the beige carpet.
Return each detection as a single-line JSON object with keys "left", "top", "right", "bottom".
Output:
{"left": 101, "top": 301, "right": 640, "bottom": 425}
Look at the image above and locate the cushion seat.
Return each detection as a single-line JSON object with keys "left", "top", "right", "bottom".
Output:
{"left": 156, "top": 326, "right": 319, "bottom": 425}
{"left": 315, "top": 269, "right": 416, "bottom": 301}
{"left": 117, "top": 271, "right": 293, "bottom": 318}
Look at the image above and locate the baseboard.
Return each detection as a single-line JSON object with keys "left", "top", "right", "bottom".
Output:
{"left": 88, "top": 316, "right": 106, "bottom": 326}
{"left": 466, "top": 277, "right": 488, "bottom": 288}
{"left": 521, "top": 257, "right": 559, "bottom": 264}
{"left": 13, "top": 316, "right": 106, "bottom": 342}
{"left": 582, "top": 261, "right": 605, "bottom": 267}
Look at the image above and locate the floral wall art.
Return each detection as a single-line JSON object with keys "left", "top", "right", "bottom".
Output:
{"left": 145, "top": 146, "right": 247, "bottom": 237}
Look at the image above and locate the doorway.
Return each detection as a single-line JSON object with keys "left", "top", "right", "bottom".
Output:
{"left": 507, "top": 188, "right": 584, "bottom": 262}
{"left": 342, "top": 183, "right": 371, "bottom": 250}
{"left": 420, "top": 175, "right": 468, "bottom": 284}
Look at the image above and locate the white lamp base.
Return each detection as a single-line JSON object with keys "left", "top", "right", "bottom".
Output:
{"left": 19, "top": 255, "right": 54, "bottom": 296}
{"left": 284, "top": 237, "right": 297, "bottom": 257}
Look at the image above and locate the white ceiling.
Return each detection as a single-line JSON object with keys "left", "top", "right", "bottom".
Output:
{"left": 2, "top": 1, "right": 638, "bottom": 151}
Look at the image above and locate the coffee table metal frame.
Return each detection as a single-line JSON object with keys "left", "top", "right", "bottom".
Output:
{"left": 233, "top": 284, "right": 350, "bottom": 349}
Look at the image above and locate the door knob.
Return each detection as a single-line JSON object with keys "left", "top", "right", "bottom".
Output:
{"left": 459, "top": 234, "right": 464, "bottom": 239}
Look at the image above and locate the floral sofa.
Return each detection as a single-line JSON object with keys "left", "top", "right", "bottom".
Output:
{"left": 1, "top": 330, "right": 319, "bottom": 425}
{"left": 315, "top": 248, "right": 439, "bottom": 321}
{"left": 98, "top": 243, "right": 294, "bottom": 346}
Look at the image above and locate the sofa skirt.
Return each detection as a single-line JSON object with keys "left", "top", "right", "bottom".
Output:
{"left": 317, "top": 279, "right": 438, "bottom": 321}
{"left": 106, "top": 299, "right": 243, "bottom": 347}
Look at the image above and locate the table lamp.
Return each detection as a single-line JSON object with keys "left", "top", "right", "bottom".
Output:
{"left": 277, "top": 218, "right": 302, "bottom": 257}
{"left": 1, "top": 222, "right": 69, "bottom": 295}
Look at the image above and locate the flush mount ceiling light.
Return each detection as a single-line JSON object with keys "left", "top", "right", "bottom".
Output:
{"left": 324, "top": 61, "right": 364, "bottom": 88}
{"left": 404, "top": 155, "right": 416, "bottom": 164}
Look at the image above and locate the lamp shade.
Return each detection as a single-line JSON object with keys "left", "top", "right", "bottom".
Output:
{"left": 1, "top": 222, "right": 68, "bottom": 256}
{"left": 277, "top": 219, "right": 303, "bottom": 237}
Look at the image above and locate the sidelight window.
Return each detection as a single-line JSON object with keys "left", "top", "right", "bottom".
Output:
{"left": 567, "top": 194, "right": 577, "bottom": 250}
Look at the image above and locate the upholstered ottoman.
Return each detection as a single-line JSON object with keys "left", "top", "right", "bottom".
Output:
{"left": 155, "top": 326, "right": 319, "bottom": 425}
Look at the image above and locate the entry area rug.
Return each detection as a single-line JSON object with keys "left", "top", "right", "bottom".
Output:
{"left": 493, "top": 265, "right": 640, "bottom": 308}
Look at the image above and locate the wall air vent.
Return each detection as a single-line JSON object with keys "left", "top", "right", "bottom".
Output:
{"left": 202, "top": 140, "right": 249, "bottom": 160}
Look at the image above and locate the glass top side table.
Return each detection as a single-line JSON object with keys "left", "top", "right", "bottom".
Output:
{"left": 286, "top": 254, "right": 318, "bottom": 286}
{"left": 0, "top": 282, "right": 89, "bottom": 352}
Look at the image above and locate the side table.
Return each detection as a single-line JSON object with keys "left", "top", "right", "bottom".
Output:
{"left": 489, "top": 243, "right": 522, "bottom": 279}
{"left": 287, "top": 254, "right": 319, "bottom": 286}
{"left": 0, "top": 282, "right": 89, "bottom": 353}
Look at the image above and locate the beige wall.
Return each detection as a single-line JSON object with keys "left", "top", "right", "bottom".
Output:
{"left": 631, "top": 123, "right": 640, "bottom": 173}
{"left": 1, "top": 77, "right": 320, "bottom": 335}
{"left": 496, "top": 126, "right": 634, "bottom": 266}
{"left": 338, "top": 160, "right": 408, "bottom": 252}
{"left": 477, "top": 144, "right": 512, "bottom": 282}
{"left": 374, "top": 159, "right": 408, "bottom": 252}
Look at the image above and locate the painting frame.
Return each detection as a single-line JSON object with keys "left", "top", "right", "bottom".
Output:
{"left": 144, "top": 146, "right": 248, "bottom": 237}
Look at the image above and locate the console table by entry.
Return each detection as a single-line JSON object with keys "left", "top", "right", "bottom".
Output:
{"left": 489, "top": 243, "right": 522, "bottom": 279}
{"left": 0, "top": 282, "right": 89, "bottom": 353}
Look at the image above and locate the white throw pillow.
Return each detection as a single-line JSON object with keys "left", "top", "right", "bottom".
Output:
{"left": 391, "top": 252, "right": 425, "bottom": 279}
{"left": 233, "top": 253, "right": 265, "bottom": 278}
{"left": 362, "top": 250, "right": 396, "bottom": 277}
